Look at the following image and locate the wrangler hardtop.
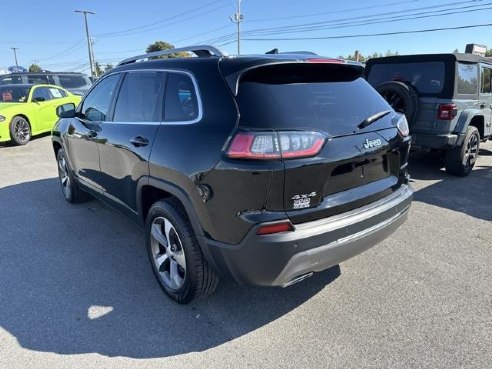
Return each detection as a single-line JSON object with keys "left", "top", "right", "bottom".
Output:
{"left": 365, "top": 53, "right": 492, "bottom": 176}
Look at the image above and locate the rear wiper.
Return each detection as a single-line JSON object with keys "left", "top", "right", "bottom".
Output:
{"left": 358, "top": 110, "right": 391, "bottom": 130}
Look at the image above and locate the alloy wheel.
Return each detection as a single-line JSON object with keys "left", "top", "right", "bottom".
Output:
{"left": 57, "top": 154, "right": 72, "bottom": 200}
{"left": 13, "top": 119, "right": 30, "bottom": 144}
{"left": 150, "top": 216, "right": 187, "bottom": 290}
{"left": 464, "top": 132, "right": 479, "bottom": 169}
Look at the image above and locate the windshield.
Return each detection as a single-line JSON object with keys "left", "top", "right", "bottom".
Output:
{"left": 0, "top": 86, "right": 31, "bottom": 103}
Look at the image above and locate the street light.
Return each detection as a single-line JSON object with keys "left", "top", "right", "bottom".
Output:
{"left": 11, "top": 47, "right": 19, "bottom": 69}
{"left": 75, "top": 10, "right": 96, "bottom": 78}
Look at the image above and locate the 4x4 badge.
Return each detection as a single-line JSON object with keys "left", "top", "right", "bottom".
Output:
{"left": 363, "top": 138, "right": 382, "bottom": 149}
{"left": 291, "top": 192, "right": 317, "bottom": 209}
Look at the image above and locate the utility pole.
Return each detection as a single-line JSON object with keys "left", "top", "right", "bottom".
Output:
{"left": 11, "top": 47, "right": 19, "bottom": 69}
{"left": 75, "top": 10, "right": 96, "bottom": 78}
{"left": 229, "top": 0, "right": 243, "bottom": 55}
{"left": 90, "top": 37, "right": 97, "bottom": 78}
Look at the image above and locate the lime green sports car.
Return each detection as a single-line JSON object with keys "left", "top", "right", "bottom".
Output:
{"left": 0, "top": 84, "right": 81, "bottom": 145}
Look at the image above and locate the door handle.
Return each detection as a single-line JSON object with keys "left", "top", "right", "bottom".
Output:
{"left": 130, "top": 136, "right": 149, "bottom": 147}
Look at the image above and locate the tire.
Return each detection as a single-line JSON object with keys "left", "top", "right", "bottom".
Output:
{"left": 146, "top": 199, "right": 218, "bottom": 304}
{"left": 376, "top": 81, "right": 419, "bottom": 125}
{"left": 56, "top": 148, "right": 91, "bottom": 203}
{"left": 9, "top": 116, "right": 31, "bottom": 145}
{"left": 445, "top": 126, "right": 480, "bottom": 177}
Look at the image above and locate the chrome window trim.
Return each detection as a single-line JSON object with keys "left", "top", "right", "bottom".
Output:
{"left": 102, "top": 68, "right": 203, "bottom": 125}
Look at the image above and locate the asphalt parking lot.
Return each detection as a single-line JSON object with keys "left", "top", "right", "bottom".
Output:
{"left": 0, "top": 135, "right": 491, "bottom": 369}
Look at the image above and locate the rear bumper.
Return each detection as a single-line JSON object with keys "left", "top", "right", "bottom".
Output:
{"left": 203, "top": 184, "right": 413, "bottom": 286}
{"left": 411, "top": 133, "right": 460, "bottom": 150}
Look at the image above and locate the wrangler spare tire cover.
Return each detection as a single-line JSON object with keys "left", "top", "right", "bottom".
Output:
{"left": 376, "top": 81, "right": 419, "bottom": 125}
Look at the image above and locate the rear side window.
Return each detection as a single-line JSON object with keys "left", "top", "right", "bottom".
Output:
{"left": 237, "top": 64, "right": 390, "bottom": 136}
{"left": 57, "top": 75, "right": 90, "bottom": 89}
{"left": 27, "top": 75, "right": 50, "bottom": 84}
{"left": 80, "top": 74, "right": 119, "bottom": 121}
{"left": 367, "top": 62, "right": 445, "bottom": 94}
{"left": 480, "top": 67, "right": 491, "bottom": 94}
{"left": 113, "top": 71, "right": 165, "bottom": 122}
{"left": 164, "top": 73, "right": 199, "bottom": 122}
{"left": 457, "top": 63, "right": 478, "bottom": 94}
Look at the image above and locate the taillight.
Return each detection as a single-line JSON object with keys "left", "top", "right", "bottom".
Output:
{"left": 437, "top": 104, "right": 457, "bottom": 120}
{"left": 396, "top": 115, "right": 410, "bottom": 137}
{"left": 256, "top": 221, "right": 294, "bottom": 235}
{"left": 226, "top": 131, "right": 326, "bottom": 160}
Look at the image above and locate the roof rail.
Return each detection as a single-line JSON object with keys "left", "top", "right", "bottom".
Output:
{"left": 117, "top": 45, "right": 227, "bottom": 66}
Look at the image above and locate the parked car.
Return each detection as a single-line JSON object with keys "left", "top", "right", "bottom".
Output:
{"left": 365, "top": 53, "right": 492, "bottom": 176}
{"left": 0, "top": 72, "right": 92, "bottom": 96}
{"left": 0, "top": 84, "right": 81, "bottom": 145}
{"left": 52, "top": 46, "right": 413, "bottom": 304}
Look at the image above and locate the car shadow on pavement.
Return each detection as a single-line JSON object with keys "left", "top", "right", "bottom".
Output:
{"left": 0, "top": 178, "right": 340, "bottom": 359}
{"left": 0, "top": 132, "right": 52, "bottom": 148}
{"left": 408, "top": 149, "right": 492, "bottom": 222}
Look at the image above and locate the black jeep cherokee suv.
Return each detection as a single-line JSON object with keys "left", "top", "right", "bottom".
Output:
{"left": 365, "top": 53, "right": 492, "bottom": 176}
{"left": 52, "top": 46, "right": 413, "bottom": 303}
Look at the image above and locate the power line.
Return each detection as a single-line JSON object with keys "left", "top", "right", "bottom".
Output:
{"left": 239, "top": 0, "right": 490, "bottom": 36}
{"left": 38, "top": 39, "right": 85, "bottom": 62}
{"left": 201, "top": 0, "right": 492, "bottom": 44}
{"left": 242, "top": 22, "right": 492, "bottom": 41}
{"left": 94, "top": 0, "right": 229, "bottom": 38}
{"left": 174, "top": 24, "right": 232, "bottom": 44}
{"left": 247, "top": 0, "right": 421, "bottom": 23}
{"left": 243, "top": 4, "right": 492, "bottom": 37}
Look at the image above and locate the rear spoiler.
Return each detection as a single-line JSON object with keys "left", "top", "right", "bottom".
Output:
{"left": 223, "top": 59, "right": 364, "bottom": 96}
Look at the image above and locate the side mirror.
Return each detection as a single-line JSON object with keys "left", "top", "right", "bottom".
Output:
{"left": 32, "top": 97, "right": 46, "bottom": 103}
{"left": 56, "top": 103, "right": 76, "bottom": 118}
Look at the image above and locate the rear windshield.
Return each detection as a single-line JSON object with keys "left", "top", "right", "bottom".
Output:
{"left": 367, "top": 62, "right": 445, "bottom": 95}
{"left": 237, "top": 64, "right": 391, "bottom": 136}
{"left": 0, "top": 85, "right": 31, "bottom": 102}
{"left": 57, "top": 75, "right": 90, "bottom": 88}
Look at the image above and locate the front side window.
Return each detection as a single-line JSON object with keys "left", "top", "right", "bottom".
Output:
{"left": 81, "top": 74, "right": 119, "bottom": 121}
{"left": 31, "top": 87, "right": 52, "bottom": 102}
{"left": 113, "top": 71, "right": 165, "bottom": 122}
{"left": 457, "top": 63, "right": 478, "bottom": 94}
{"left": 164, "top": 73, "right": 199, "bottom": 122}
{"left": 0, "top": 85, "right": 30, "bottom": 102}
{"left": 480, "top": 67, "right": 492, "bottom": 94}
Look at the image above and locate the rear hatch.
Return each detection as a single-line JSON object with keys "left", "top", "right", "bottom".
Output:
{"left": 232, "top": 61, "right": 406, "bottom": 223}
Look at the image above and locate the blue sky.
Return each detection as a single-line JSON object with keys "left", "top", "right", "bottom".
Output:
{"left": 1, "top": 0, "right": 491, "bottom": 73}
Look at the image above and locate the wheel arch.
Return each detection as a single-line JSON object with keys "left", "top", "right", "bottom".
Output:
{"left": 454, "top": 109, "right": 483, "bottom": 145}
{"left": 137, "top": 177, "right": 208, "bottom": 236}
{"left": 52, "top": 140, "right": 62, "bottom": 157}
{"left": 11, "top": 114, "right": 31, "bottom": 128}
{"left": 137, "top": 177, "right": 219, "bottom": 273}
{"left": 468, "top": 115, "right": 485, "bottom": 139}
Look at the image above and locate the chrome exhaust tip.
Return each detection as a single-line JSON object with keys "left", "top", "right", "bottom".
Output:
{"left": 281, "top": 272, "right": 313, "bottom": 288}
